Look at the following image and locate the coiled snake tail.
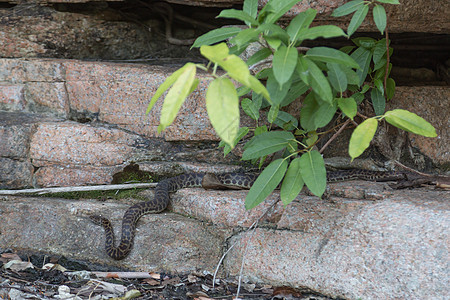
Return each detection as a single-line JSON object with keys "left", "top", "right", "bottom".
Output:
{"left": 89, "top": 173, "right": 207, "bottom": 260}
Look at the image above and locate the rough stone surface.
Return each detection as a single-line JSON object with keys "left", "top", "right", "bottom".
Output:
{"left": 0, "top": 183, "right": 448, "bottom": 299}
{"left": 223, "top": 189, "right": 450, "bottom": 300}
{"left": 0, "top": 196, "right": 224, "bottom": 273}
{"left": 1, "top": 59, "right": 448, "bottom": 169}
{"left": 0, "top": 4, "right": 170, "bottom": 60}
{"left": 3, "top": 0, "right": 448, "bottom": 36}
{"left": 282, "top": 0, "right": 450, "bottom": 34}
{"left": 385, "top": 86, "right": 450, "bottom": 167}
{"left": 0, "top": 158, "right": 33, "bottom": 188}
{"left": 63, "top": 60, "right": 222, "bottom": 141}
{"left": 171, "top": 189, "right": 284, "bottom": 228}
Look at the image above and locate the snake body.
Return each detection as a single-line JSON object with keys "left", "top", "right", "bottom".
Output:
{"left": 90, "top": 170, "right": 405, "bottom": 260}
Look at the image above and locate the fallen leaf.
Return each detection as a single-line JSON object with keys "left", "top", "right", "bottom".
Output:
{"left": 4, "top": 260, "right": 34, "bottom": 271}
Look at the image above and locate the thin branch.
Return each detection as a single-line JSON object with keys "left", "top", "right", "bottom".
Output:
{"left": 212, "top": 199, "right": 279, "bottom": 292}
{"left": 0, "top": 183, "right": 157, "bottom": 196}
{"left": 383, "top": 11, "right": 391, "bottom": 93}
{"left": 319, "top": 118, "right": 351, "bottom": 154}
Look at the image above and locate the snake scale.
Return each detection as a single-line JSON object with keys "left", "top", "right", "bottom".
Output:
{"left": 90, "top": 170, "right": 406, "bottom": 260}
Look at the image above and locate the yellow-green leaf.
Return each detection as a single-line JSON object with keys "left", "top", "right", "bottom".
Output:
{"left": 206, "top": 77, "right": 240, "bottom": 146}
{"left": 158, "top": 63, "right": 197, "bottom": 133}
{"left": 384, "top": 109, "right": 437, "bottom": 137}
{"left": 200, "top": 43, "right": 230, "bottom": 62}
{"left": 147, "top": 64, "right": 190, "bottom": 114}
{"left": 349, "top": 118, "right": 378, "bottom": 159}
{"left": 337, "top": 97, "right": 357, "bottom": 120}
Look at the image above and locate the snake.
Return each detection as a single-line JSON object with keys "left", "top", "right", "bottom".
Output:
{"left": 90, "top": 170, "right": 406, "bottom": 260}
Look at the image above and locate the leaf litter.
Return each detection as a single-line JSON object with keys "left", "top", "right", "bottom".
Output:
{"left": 0, "top": 251, "right": 337, "bottom": 300}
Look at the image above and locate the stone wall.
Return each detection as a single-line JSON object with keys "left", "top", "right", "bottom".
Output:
{"left": 0, "top": 1, "right": 449, "bottom": 299}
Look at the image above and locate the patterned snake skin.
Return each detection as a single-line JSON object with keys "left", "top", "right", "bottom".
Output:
{"left": 90, "top": 170, "right": 405, "bottom": 260}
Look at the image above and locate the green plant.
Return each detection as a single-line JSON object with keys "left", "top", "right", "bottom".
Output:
{"left": 147, "top": 0, "right": 436, "bottom": 209}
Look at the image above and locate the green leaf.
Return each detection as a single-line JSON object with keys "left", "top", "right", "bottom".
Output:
{"left": 242, "top": 131, "right": 295, "bottom": 160}
{"left": 384, "top": 109, "right": 437, "bottom": 137}
{"left": 237, "top": 86, "right": 251, "bottom": 97}
{"left": 298, "top": 25, "right": 347, "bottom": 41}
{"left": 241, "top": 98, "right": 260, "bottom": 120}
{"left": 376, "top": 0, "right": 400, "bottom": 4}
{"left": 243, "top": 0, "right": 258, "bottom": 19}
{"left": 230, "top": 28, "right": 260, "bottom": 49}
{"left": 353, "top": 92, "right": 365, "bottom": 103}
{"left": 349, "top": 118, "right": 378, "bottom": 159}
{"left": 222, "top": 127, "right": 249, "bottom": 156}
{"left": 272, "top": 45, "right": 298, "bottom": 87}
{"left": 247, "top": 48, "right": 272, "bottom": 66}
{"left": 350, "top": 46, "right": 372, "bottom": 86}
{"left": 245, "top": 159, "right": 288, "bottom": 210}
{"left": 280, "top": 157, "right": 304, "bottom": 205}
{"left": 352, "top": 37, "right": 377, "bottom": 49}
{"left": 266, "top": 71, "right": 291, "bottom": 106}
{"left": 341, "top": 67, "right": 360, "bottom": 86}
{"left": 340, "top": 45, "right": 356, "bottom": 54}
{"left": 158, "top": 63, "right": 197, "bottom": 133}
{"left": 327, "top": 63, "right": 348, "bottom": 92}
{"left": 300, "top": 93, "right": 337, "bottom": 131}
{"left": 331, "top": 0, "right": 364, "bottom": 17}
{"left": 296, "top": 55, "right": 309, "bottom": 85}
{"left": 374, "top": 78, "right": 384, "bottom": 94}
{"left": 252, "top": 92, "right": 263, "bottom": 109}
{"left": 371, "top": 88, "right": 385, "bottom": 116}
{"left": 264, "top": 0, "right": 302, "bottom": 24}
{"left": 299, "top": 57, "right": 333, "bottom": 103}
{"left": 248, "top": 75, "right": 271, "bottom": 103}
{"left": 386, "top": 78, "right": 395, "bottom": 100}
{"left": 280, "top": 77, "right": 309, "bottom": 106}
{"left": 373, "top": 5, "right": 387, "bottom": 34}
{"left": 147, "top": 64, "right": 190, "bottom": 114}
{"left": 274, "top": 111, "right": 298, "bottom": 130}
{"left": 286, "top": 8, "right": 317, "bottom": 42}
{"left": 337, "top": 97, "right": 357, "bottom": 120}
{"left": 217, "top": 9, "right": 259, "bottom": 26}
{"left": 306, "top": 47, "right": 360, "bottom": 69}
{"left": 206, "top": 77, "right": 240, "bottom": 146}
{"left": 299, "top": 150, "right": 326, "bottom": 197}
{"left": 192, "top": 27, "right": 242, "bottom": 48}
{"left": 373, "top": 58, "right": 387, "bottom": 71}
{"left": 347, "top": 4, "right": 369, "bottom": 37}
{"left": 257, "top": 24, "right": 290, "bottom": 46}
{"left": 267, "top": 105, "right": 279, "bottom": 124}
{"left": 254, "top": 125, "right": 267, "bottom": 136}
{"left": 361, "top": 83, "right": 371, "bottom": 94}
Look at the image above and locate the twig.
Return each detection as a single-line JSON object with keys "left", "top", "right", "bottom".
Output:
{"left": 319, "top": 119, "right": 351, "bottom": 154}
{"left": 356, "top": 111, "right": 369, "bottom": 119}
{"left": 383, "top": 11, "right": 391, "bottom": 93}
{"left": 212, "top": 199, "right": 280, "bottom": 298}
{"left": 392, "top": 160, "right": 432, "bottom": 177}
{"left": 91, "top": 271, "right": 155, "bottom": 279}
{"left": 0, "top": 183, "right": 157, "bottom": 196}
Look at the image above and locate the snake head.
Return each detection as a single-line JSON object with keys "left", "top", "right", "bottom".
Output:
{"left": 89, "top": 214, "right": 110, "bottom": 227}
